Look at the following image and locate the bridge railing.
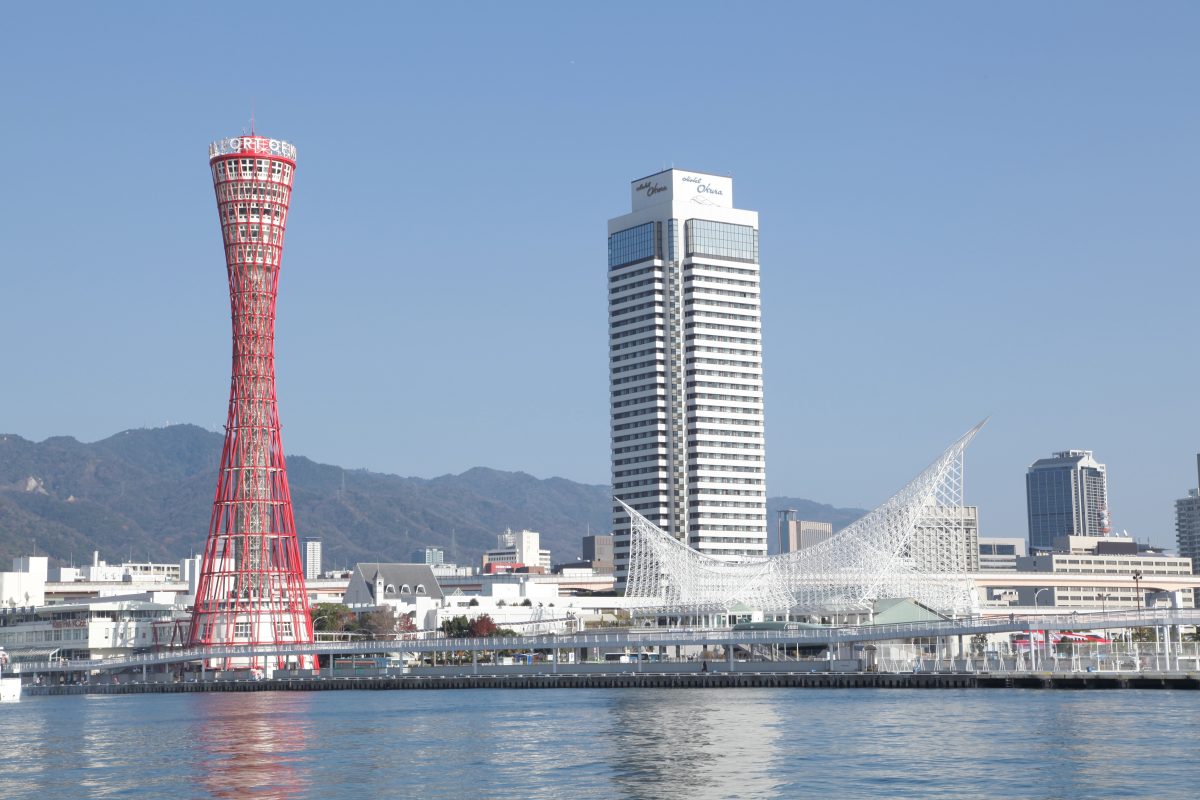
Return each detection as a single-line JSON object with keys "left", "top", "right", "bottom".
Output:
{"left": 11, "top": 608, "right": 1196, "bottom": 674}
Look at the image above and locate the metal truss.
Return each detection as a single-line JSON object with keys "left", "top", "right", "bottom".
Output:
{"left": 622, "top": 421, "right": 987, "bottom": 616}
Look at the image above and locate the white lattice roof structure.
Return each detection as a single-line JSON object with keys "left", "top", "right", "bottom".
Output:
{"left": 620, "top": 422, "right": 987, "bottom": 616}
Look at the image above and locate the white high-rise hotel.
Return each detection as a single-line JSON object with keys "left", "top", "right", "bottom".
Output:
{"left": 608, "top": 169, "right": 767, "bottom": 584}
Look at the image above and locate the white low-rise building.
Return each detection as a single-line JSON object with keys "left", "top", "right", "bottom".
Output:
{"left": 342, "top": 563, "right": 444, "bottom": 626}
{"left": 0, "top": 593, "right": 185, "bottom": 662}
{"left": 483, "top": 529, "right": 551, "bottom": 572}
{"left": 0, "top": 557, "right": 48, "bottom": 610}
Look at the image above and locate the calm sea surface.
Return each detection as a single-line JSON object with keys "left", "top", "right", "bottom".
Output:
{"left": 1, "top": 688, "right": 1196, "bottom": 799}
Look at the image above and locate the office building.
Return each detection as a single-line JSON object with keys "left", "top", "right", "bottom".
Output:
{"left": 978, "top": 537, "right": 1026, "bottom": 572}
{"left": 1014, "top": 542, "right": 1193, "bottom": 609}
{"left": 1026, "top": 450, "right": 1110, "bottom": 553}
{"left": 582, "top": 535, "right": 614, "bottom": 573}
{"left": 780, "top": 519, "right": 834, "bottom": 553}
{"left": 608, "top": 169, "right": 767, "bottom": 584}
{"left": 1175, "top": 455, "right": 1200, "bottom": 574}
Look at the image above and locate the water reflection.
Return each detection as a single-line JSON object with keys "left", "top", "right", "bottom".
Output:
{"left": 190, "top": 692, "right": 315, "bottom": 799}
{"left": 6, "top": 689, "right": 1200, "bottom": 799}
{"left": 607, "top": 689, "right": 783, "bottom": 799}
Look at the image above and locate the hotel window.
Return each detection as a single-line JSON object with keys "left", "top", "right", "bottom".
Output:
{"left": 686, "top": 219, "right": 759, "bottom": 263}
{"left": 234, "top": 622, "right": 251, "bottom": 638}
{"left": 609, "top": 222, "right": 659, "bottom": 270}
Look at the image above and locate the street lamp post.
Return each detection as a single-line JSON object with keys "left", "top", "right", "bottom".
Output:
{"left": 1034, "top": 588, "right": 1050, "bottom": 671}
{"left": 1131, "top": 570, "right": 1144, "bottom": 668}
{"left": 1098, "top": 593, "right": 1113, "bottom": 670}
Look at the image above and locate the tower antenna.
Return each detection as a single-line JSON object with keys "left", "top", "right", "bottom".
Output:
{"left": 250, "top": 100, "right": 256, "bottom": 136}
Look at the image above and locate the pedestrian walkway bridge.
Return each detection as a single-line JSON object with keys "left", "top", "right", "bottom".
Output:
{"left": 10, "top": 608, "right": 1198, "bottom": 675}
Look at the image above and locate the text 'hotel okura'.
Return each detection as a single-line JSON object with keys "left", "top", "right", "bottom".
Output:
{"left": 608, "top": 169, "right": 767, "bottom": 586}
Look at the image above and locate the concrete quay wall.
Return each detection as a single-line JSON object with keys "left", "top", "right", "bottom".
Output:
{"left": 25, "top": 670, "right": 1200, "bottom": 695}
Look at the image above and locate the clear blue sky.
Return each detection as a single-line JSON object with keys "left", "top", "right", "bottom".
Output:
{"left": 1, "top": 3, "right": 1197, "bottom": 546}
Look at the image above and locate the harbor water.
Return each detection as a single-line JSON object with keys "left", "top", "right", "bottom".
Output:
{"left": 1, "top": 688, "right": 1196, "bottom": 799}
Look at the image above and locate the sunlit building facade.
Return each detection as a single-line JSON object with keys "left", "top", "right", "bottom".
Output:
{"left": 1026, "top": 450, "right": 1109, "bottom": 553}
{"left": 608, "top": 169, "right": 767, "bottom": 586}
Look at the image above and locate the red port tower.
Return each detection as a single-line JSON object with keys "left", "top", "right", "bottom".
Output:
{"left": 188, "top": 134, "right": 313, "bottom": 669}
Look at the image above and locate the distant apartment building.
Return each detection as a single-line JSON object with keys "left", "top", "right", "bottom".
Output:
{"left": 303, "top": 538, "right": 323, "bottom": 581}
{"left": 1175, "top": 455, "right": 1200, "bottom": 574}
{"left": 903, "top": 506, "right": 980, "bottom": 573}
{"left": 1026, "top": 450, "right": 1110, "bottom": 553}
{"left": 411, "top": 547, "right": 446, "bottom": 566}
{"left": 978, "top": 537, "right": 1026, "bottom": 572}
{"left": 53, "top": 552, "right": 181, "bottom": 584}
{"left": 483, "top": 529, "right": 551, "bottom": 573}
{"left": 779, "top": 518, "right": 834, "bottom": 554}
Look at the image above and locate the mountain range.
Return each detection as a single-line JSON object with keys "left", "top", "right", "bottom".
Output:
{"left": 0, "top": 425, "right": 865, "bottom": 568}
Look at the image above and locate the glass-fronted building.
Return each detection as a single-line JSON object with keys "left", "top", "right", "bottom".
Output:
{"left": 607, "top": 169, "right": 767, "bottom": 586}
{"left": 1025, "top": 450, "right": 1109, "bottom": 553}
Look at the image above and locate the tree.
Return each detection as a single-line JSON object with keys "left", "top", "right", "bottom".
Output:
{"left": 1131, "top": 627, "right": 1157, "bottom": 643}
{"left": 520, "top": 599, "right": 532, "bottom": 607}
{"left": 441, "top": 615, "right": 472, "bottom": 637}
{"left": 312, "top": 603, "right": 356, "bottom": 632}
{"left": 469, "top": 614, "right": 498, "bottom": 637}
{"left": 468, "top": 598, "right": 480, "bottom": 607}
{"left": 396, "top": 611, "right": 418, "bottom": 633}
{"left": 359, "top": 607, "right": 399, "bottom": 637}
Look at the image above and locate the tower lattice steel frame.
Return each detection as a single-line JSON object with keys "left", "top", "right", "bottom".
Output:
{"left": 188, "top": 134, "right": 313, "bottom": 668}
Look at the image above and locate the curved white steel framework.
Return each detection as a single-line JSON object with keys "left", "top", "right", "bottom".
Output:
{"left": 621, "top": 422, "right": 987, "bottom": 615}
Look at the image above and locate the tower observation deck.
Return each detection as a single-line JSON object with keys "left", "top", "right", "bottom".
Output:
{"left": 188, "top": 135, "right": 313, "bottom": 668}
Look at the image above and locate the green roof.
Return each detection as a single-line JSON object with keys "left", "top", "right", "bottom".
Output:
{"left": 872, "top": 598, "right": 949, "bottom": 625}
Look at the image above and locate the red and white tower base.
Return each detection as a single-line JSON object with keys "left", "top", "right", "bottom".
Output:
{"left": 188, "top": 134, "right": 314, "bottom": 670}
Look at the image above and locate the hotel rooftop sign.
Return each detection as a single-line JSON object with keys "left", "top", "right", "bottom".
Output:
{"left": 631, "top": 168, "right": 733, "bottom": 212}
